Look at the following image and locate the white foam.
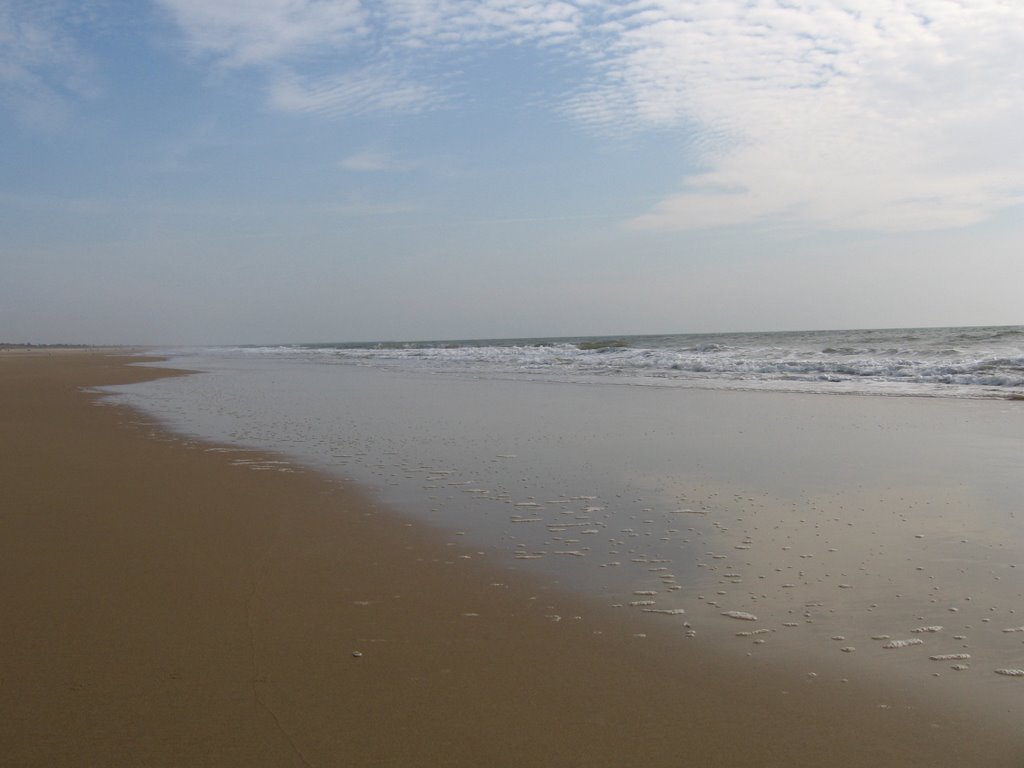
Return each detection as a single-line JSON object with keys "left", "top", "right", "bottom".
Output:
{"left": 911, "top": 626, "right": 943, "bottom": 633}
{"left": 883, "top": 639, "right": 924, "bottom": 649}
{"left": 994, "top": 669, "right": 1024, "bottom": 677}
{"left": 722, "top": 611, "right": 758, "bottom": 621}
{"left": 929, "top": 654, "right": 971, "bottom": 661}
{"left": 274, "top": 329, "right": 1024, "bottom": 400}
{"left": 642, "top": 608, "right": 686, "bottom": 615}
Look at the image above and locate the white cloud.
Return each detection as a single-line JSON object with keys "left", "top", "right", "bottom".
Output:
{"left": 269, "top": 64, "right": 445, "bottom": 118}
{"left": 159, "top": 0, "right": 587, "bottom": 63}
{"left": 157, "top": 0, "right": 586, "bottom": 119}
{"left": 567, "top": 1, "right": 1024, "bottom": 231}
{"left": 340, "top": 148, "right": 409, "bottom": 172}
{"left": 156, "top": 0, "right": 1024, "bottom": 232}
{"left": 155, "top": 0, "right": 367, "bottom": 66}
{"left": 381, "top": 0, "right": 583, "bottom": 47}
{"left": 0, "top": 0, "right": 102, "bottom": 128}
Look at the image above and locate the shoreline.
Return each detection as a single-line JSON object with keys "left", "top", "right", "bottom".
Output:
{"left": 2, "top": 352, "right": 1020, "bottom": 766}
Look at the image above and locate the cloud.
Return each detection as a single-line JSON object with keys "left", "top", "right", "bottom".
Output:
{"left": 155, "top": 0, "right": 367, "bottom": 66}
{"left": 326, "top": 199, "right": 422, "bottom": 217}
{"left": 340, "top": 149, "right": 409, "bottom": 172}
{"left": 156, "top": 0, "right": 1024, "bottom": 232}
{"left": 0, "top": 0, "right": 102, "bottom": 128}
{"left": 158, "top": 0, "right": 585, "bottom": 63}
{"left": 381, "top": 0, "right": 583, "bottom": 47}
{"left": 566, "top": 1, "right": 1024, "bottom": 232}
{"left": 157, "top": 0, "right": 585, "bottom": 120}
{"left": 269, "top": 64, "right": 445, "bottom": 118}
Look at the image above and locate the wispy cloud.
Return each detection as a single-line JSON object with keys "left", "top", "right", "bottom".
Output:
{"left": 0, "top": 0, "right": 103, "bottom": 128}
{"left": 269, "top": 64, "right": 445, "bottom": 118}
{"left": 381, "top": 0, "right": 583, "bottom": 47}
{"left": 157, "top": 0, "right": 584, "bottom": 119}
{"left": 326, "top": 199, "right": 422, "bottom": 217}
{"left": 155, "top": 0, "right": 1024, "bottom": 232}
{"left": 340, "top": 148, "right": 410, "bottom": 172}
{"left": 155, "top": 0, "right": 367, "bottom": 67}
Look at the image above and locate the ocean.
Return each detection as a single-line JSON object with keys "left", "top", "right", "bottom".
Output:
{"left": 209, "top": 324, "right": 1023, "bottom": 399}
{"left": 100, "top": 325, "right": 1024, "bottom": 724}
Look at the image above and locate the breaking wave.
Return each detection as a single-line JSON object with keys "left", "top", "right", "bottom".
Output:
{"left": 213, "top": 326, "right": 1024, "bottom": 399}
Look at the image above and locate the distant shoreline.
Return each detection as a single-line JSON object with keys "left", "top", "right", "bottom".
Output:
{"left": 0, "top": 343, "right": 137, "bottom": 351}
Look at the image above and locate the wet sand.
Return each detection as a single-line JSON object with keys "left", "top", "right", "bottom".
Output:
{"left": 2, "top": 351, "right": 1021, "bottom": 767}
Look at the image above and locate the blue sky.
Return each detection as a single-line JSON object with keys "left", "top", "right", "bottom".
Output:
{"left": 2, "top": 0, "right": 1021, "bottom": 344}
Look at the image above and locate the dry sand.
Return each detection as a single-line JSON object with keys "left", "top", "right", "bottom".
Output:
{"left": 1, "top": 351, "right": 1020, "bottom": 767}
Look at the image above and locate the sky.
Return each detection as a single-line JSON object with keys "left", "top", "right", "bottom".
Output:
{"left": 1, "top": 0, "right": 1022, "bottom": 345}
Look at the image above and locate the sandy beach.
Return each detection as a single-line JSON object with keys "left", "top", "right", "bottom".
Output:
{"left": 2, "top": 351, "right": 1021, "bottom": 767}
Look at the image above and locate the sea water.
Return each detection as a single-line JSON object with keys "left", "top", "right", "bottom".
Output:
{"left": 100, "top": 325, "right": 1024, "bottom": 723}
{"left": 204, "top": 324, "right": 1024, "bottom": 399}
